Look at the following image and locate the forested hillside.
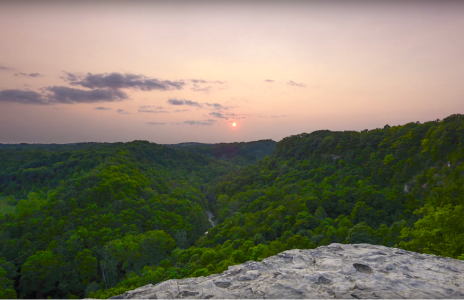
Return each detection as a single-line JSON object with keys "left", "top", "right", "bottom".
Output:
{"left": 0, "top": 141, "right": 244, "bottom": 298}
{"left": 1, "top": 115, "right": 464, "bottom": 299}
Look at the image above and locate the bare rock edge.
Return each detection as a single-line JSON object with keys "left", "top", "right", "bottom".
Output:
{"left": 109, "top": 243, "right": 464, "bottom": 299}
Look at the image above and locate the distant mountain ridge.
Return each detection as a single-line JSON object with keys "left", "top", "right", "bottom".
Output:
{"left": 165, "top": 139, "right": 276, "bottom": 166}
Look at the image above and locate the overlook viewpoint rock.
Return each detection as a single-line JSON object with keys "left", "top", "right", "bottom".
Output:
{"left": 108, "top": 243, "right": 464, "bottom": 299}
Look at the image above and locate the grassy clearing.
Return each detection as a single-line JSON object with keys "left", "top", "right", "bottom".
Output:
{"left": 0, "top": 197, "right": 15, "bottom": 215}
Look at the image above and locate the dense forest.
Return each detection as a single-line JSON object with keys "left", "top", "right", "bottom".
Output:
{"left": 1, "top": 115, "right": 464, "bottom": 299}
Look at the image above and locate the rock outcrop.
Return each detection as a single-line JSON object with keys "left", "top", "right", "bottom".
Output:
{"left": 110, "top": 243, "right": 464, "bottom": 299}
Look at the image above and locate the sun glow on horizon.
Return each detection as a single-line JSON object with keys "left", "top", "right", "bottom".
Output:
{"left": 232, "top": 122, "right": 237, "bottom": 127}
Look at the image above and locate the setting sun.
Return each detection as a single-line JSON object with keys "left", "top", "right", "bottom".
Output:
{"left": 232, "top": 123, "right": 237, "bottom": 127}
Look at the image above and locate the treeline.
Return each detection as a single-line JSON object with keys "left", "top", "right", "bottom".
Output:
{"left": 166, "top": 140, "right": 276, "bottom": 166}
{"left": 91, "top": 114, "right": 464, "bottom": 299}
{"left": 202, "top": 115, "right": 464, "bottom": 256}
{"left": 1, "top": 115, "right": 464, "bottom": 299}
{"left": 0, "top": 141, "right": 238, "bottom": 298}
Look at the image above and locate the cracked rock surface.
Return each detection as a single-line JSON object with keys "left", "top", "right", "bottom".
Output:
{"left": 109, "top": 243, "right": 464, "bottom": 299}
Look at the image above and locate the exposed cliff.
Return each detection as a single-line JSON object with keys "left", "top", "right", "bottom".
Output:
{"left": 108, "top": 243, "right": 464, "bottom": 299}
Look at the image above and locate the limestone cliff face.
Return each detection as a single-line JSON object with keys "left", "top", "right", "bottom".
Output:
{"left": 110, "top": 243, "right": 464, "bottom": 299}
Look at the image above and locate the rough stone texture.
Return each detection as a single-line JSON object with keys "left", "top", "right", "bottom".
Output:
{"left": 109, "top": 243, "right": 464, "bottom": 299}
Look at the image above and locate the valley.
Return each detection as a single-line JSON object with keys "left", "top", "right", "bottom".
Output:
{"left": 0, "top": 115, "right": 464, "bottom": 299}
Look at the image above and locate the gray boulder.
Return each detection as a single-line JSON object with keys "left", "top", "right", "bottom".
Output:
{"left": 109, "top": 243, "right": 464, "bottom": 299}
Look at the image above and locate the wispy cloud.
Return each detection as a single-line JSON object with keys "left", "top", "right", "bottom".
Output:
{"left": 209, "top": 112, "right": 229, "bottom": 119}
{"left": 167, "top": 98, "right": 202, "bottom": 107}
{"left": 60, "top": 72, "right": 79, "bottom": 82}
{"left": 190, "top": 79, "right": 226, "bottom": 93}
{"left": 191, "top": 79, "right": 209, "bottom": 84}
{"left": 0, "top": 86, "right": 128, "bottom": 105}
{"left": 94, "top": 107, "right": 112, "bottom": 110}
{"left": 1, "top": 65, "right": 41, "bottom": 77}
{"left": 65, "top": 72, "right": 185, "bottom": 91}
{"left": 138, "top": 105, "right": 170, "bottom": 113}
{"left": 0, "top": 89, "right": 47, "bottom": 105}
{"left": 287, "top": 81, "right": 306, "bottom": 88}
{"left": 140, "top": 110, "right": 170, "bottom": 113}
{"left": 204, "top": 102, "right": 230, "bottom": 110}
{"left": 191, "top": 79, "right": 226, "bottom": 85}
{"left": 208, "top": 110, "right": 246, "bottom": 120}
{"left": 46, "top": 86, "right": 128, "bottom": 104}
{"left": 15, "top": 72, "right": 42, "bottom": 78}
{"left": 184, "top": 119, "right": 216, "bottom": 126}
{"left": 147, "top": 122, "right": 166, "bottom": 125}
{"left": 138, "top": 104, "right": 194, "bottom": 113}
{"left": 264, "top": 79, "right": 275, "bottom": 83}
{"left": 191, "top": 85, "right": 211, "bottom": 92}
{"left": 116, "top": 109, "right": 130, "bottom": 114}
{"left": 0, "top": 65, "right": 13, "bottom": 71}
{"left": 140, "top": 105, "right": 164, "bottom": 110}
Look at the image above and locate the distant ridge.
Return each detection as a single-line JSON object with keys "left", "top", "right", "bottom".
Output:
{"left": 165, "top": 139, "right": 276, "bottom": 166}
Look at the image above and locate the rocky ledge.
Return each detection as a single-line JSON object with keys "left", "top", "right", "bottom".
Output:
{"left": 110, "top": 243, "right": 464, "bottom": 299}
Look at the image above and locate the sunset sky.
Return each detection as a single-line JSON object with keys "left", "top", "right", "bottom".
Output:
{"left": 1, "top": 1, "right": 463, "bottom": 144}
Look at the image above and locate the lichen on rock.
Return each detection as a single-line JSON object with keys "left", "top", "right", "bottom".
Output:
{"left": 107, "top": 243, "right": 464, "bottom": 299}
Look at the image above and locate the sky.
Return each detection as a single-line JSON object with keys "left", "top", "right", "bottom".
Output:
{"left": 1, "top": 0, "right": 464, "bottom": 144}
